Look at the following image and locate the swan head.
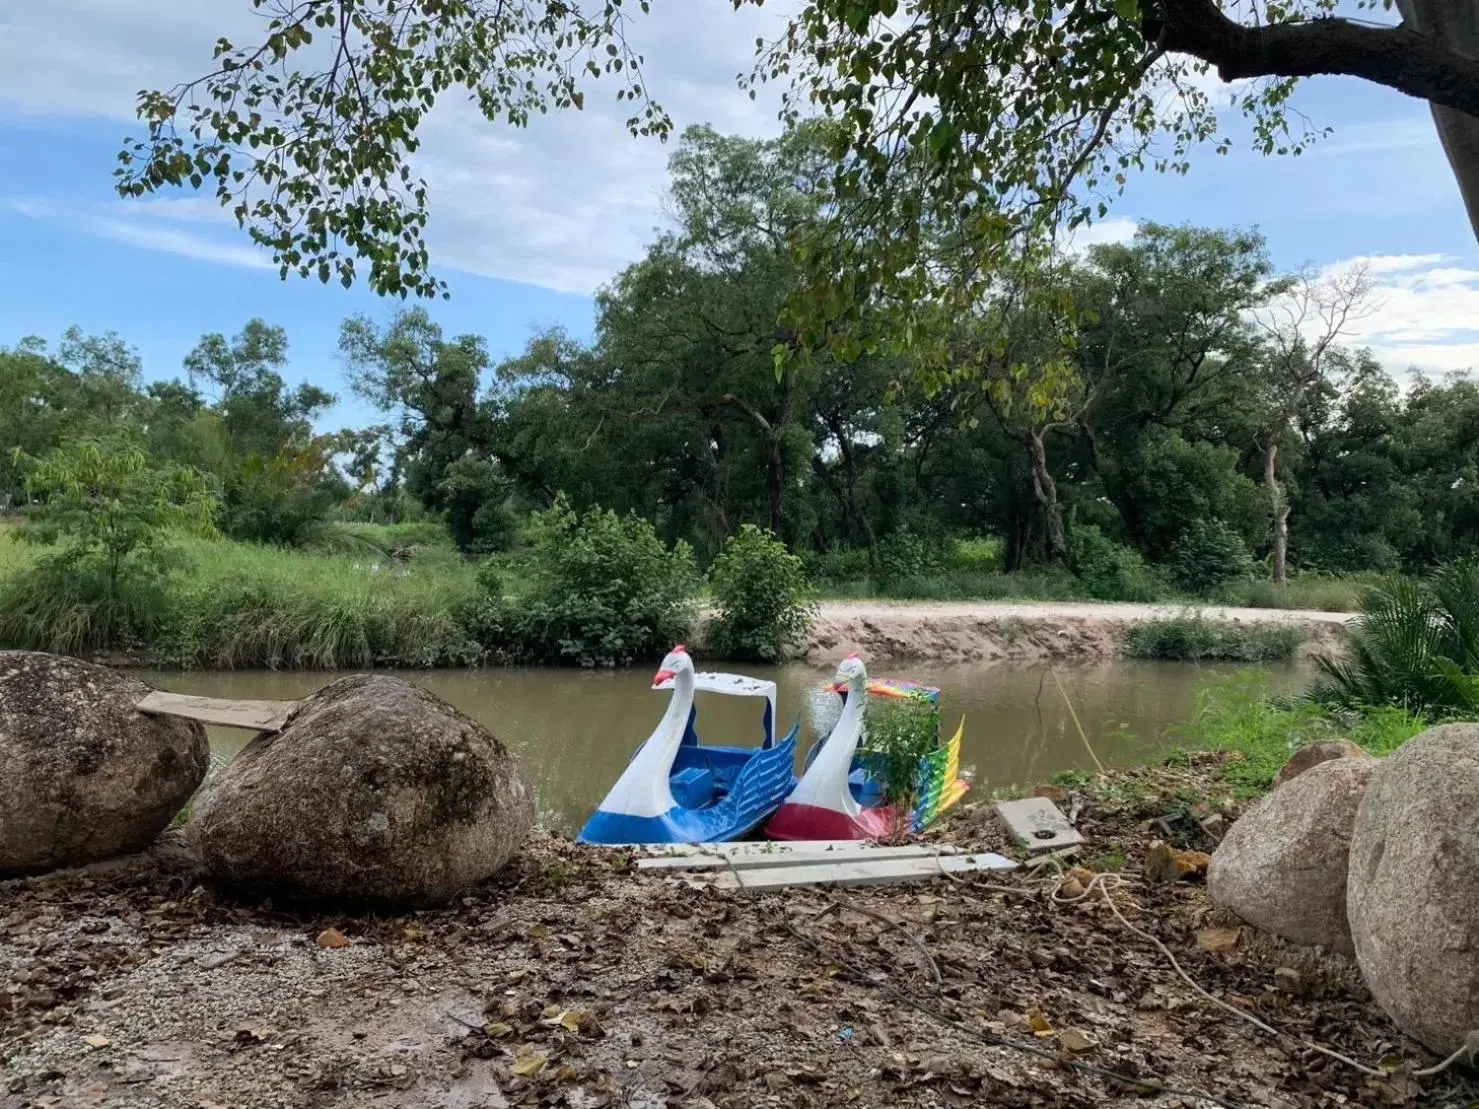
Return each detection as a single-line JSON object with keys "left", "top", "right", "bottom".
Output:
{"left": 652, "top": 644, "right": 694, "bottom": 687}
{"left": 830, "top": 652, "right": 868, "bottom": 694}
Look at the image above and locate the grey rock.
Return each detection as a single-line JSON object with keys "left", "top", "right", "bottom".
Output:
{"left": 1273, "top": 738, "right": 1369, "bottom": 787}
{"left": 0, "top": 651, "right": 208, "bottom": 876}
{"left": 1209, "top": 755, "right": 1376, "bottom": 954}
{"left": 1348, "top": 723, "right": 1479, "bottom": 1055}
{"left": 190, "top": 674, "right": 533, "bottom": 906}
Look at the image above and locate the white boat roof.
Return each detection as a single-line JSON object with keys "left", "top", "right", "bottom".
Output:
{"left": 652, "top": 671, "right": 778, "bottom": 700}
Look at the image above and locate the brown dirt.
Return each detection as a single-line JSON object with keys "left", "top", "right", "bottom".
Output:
{"left": 2, "top": 754, "right": 1468, "bottom": 1109}
{"left": 803, "top": 601, "right": 1353, "bottom": 664}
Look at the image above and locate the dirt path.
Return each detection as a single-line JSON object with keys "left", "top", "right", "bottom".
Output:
{"left": 803, "top": 599, "right": 1354, "bottom": 664}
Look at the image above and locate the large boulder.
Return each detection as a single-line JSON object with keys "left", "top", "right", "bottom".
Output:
{"left": 1208, "top": 755, "right": 1376, "bottom": 954}
{"left": 1347, "top": 724, "right": 1479, "bottom": 1055}
{"left": 190, "top": 675, "right": 533, "bottom": 906}
{"left": 1273, "top": 738, "right": 1369, "bottom": 787}
{"left": 0, "top": 651, "right": 208, "bottom": 876}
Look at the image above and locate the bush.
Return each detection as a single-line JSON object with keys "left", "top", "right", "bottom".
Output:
{"left": 707, "top": 525, "right": 817, "bottom": 662}
{"left": 877, "top": 529, "right": 946, "bottom": 581}
{"left": 859, "top": 695, "right": 941, "bottom": 825}
{"left": 947, "top": 537, "right": 1004, "bottom": 574}
{"left": 482, "top": 497, "right": 699, "bottom": 667}
{"left": 1309, "top": 557, "right": 1479, "bottom": 715}
{"left": 1124, "top": 616, "right": 1303, "bottom": 662}
{"left": 1165, "top": 519, "right": 1253, "bottom": 596}
{"left": 1070, "top": 524, "right": 1164, "bottom": 603}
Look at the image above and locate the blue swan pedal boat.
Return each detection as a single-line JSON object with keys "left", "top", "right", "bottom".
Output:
{"left": 577, "top": 645, "right": 799, "bottom": 845}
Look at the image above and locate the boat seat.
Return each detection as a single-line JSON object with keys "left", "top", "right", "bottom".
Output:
{"left": 671, "top": 766, "right": 717, "bottom": 809}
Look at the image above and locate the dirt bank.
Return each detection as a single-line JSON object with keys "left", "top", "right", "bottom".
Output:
{"left": 1, "top": 754, "right": 1464, "bottom": 1109}
{"left": 803, "top": 600, "right": 1353, "bottom": 664}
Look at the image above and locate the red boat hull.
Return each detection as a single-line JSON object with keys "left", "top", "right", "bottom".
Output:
{"left": 765, "top": 801, "right": 898, "bottom": 841}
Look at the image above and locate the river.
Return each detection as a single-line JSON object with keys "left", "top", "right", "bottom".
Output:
{"left": 146, "top": 660, "right": 1308, "bottom": 834}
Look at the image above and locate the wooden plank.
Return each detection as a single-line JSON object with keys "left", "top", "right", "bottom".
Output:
{"left": 136, "top": 691, "right": 298, "bottom": 732}
{"left": 697, "top": 852, "right": 1018, "bottom": 891}
{"left": 636, "top": 844, "right": 964, "bottom": 872}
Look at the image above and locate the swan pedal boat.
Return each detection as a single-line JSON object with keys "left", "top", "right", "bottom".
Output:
{"left": 577, "top": 646, "right": 800, "bottom": 845}
{"left": 767, "top": 655, "right": 969, "bottom": 841}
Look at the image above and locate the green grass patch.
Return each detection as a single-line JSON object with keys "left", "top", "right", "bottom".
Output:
{"left": 0, "top": 533, "right": 484, "bottom": 668}
{"left": 1123, "top": 616, "right": 1303, "bottom": 662}
{"left": 1169, "top": 673, "right": 1429, "bottom": 795}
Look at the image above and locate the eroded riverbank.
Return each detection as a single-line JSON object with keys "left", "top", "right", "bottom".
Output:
{"left": 801, "top": 599, "right": 1352, "bottom": 664}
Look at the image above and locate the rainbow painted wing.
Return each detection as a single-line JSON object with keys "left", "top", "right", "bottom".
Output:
{"left": 910, "top": 716, "right": 969, "bottom": 832}
{"left": 865, "top": 678, "right": 941, "bottom": 704}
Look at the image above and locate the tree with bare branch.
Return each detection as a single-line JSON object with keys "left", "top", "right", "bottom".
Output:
{"left": 1252, "top": 265, "right": 1377, "bottom": 584}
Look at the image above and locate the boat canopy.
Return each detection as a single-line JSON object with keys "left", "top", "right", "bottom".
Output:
{"left": 654, "top": 670, "right": 778, "bottom": 712}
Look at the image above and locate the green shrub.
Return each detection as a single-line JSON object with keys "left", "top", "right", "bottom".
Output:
{"left": 1309, "top": 557, "right": 1479, "bottom": 715}
{"left": 1070, "top": 524, "right": 1164, "bottom": 603}
{"left": 877, "top": 529, "right": 946, "bottom": 581}
{"left": 483, "top": 496, "right": 699, "bottom": 667}
{"left": 947, "top": 537, "right": 1004, "bottom": 574}
{"left": 707, "top": 525, "right": 817, "bottom": 662}
{"left": 860, "top": 696, "right": 941, "bottom": 822}
{"left": 1124, "top": 616, "right": 1303, "bottom": 662}
{"left": 802, "top": 545, "right": 872, "bottom": 584}
{"left": 1165, "top": 519, "right": 1253, "bottom": 596}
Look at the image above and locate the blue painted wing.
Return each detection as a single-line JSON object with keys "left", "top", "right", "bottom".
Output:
{"left": 705, "top": 723, "right": 799, "bottom": 839}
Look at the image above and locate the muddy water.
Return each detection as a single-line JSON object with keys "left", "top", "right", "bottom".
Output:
{"left": 146, "top": 660, "right": 1308, "bottom": 834}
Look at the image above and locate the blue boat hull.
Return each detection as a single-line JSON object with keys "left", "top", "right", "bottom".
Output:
{"left": 578, "top": 724, "right": 799, "bottom": 845}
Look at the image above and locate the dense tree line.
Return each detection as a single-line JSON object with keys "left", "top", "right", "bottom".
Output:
{"left": 7, "top": 126, "right": 1479, "bottom": 588}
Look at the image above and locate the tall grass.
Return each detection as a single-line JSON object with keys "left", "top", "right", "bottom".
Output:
{"left": 1124, "top": 616, "right": 1304, "bottom": 662}
{"left": 0, "top": 532, "right": 483, "bottom": 668}
{"left": 1171, "top": 673, "right": 1429, "bottom": 795}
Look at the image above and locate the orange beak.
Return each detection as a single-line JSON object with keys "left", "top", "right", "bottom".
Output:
{"left": 829, "top": 682, "right": 848, "bottom": 694}
{"left": 653, "top": 669, "right": 677, "bottom": 685}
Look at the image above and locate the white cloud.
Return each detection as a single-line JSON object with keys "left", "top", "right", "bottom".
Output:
{"left": 1317, "top": 254, "right": 1479, "bottom": 376}
{"left": 1065, "top": 216, "right": 1140, "bottom": 254}
{"left": 2, "top": 195, "right": 273, "bottom": 271}
{"left": 0, "top": 0, "right": 799, "bottom": 296}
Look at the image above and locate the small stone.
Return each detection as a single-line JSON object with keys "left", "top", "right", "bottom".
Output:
{"left": 83, "top": 1035, "right": 110, "bottom": 1048}
{"left": 1196, "top": 927, "right": 1240, "bottom": 954}
{"left": 1058, "top": 1028, "right": 1095, "bottom": 1053}
{"left": 1143, "top": 842, "right": 1210, "bottom": 883}
{"left": 1273, "top": 967, "right": 1303, "bottom": 994}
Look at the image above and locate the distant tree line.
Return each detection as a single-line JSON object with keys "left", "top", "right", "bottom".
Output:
{"left": 6, "top": 125, "right": 1479, "bottom": 587}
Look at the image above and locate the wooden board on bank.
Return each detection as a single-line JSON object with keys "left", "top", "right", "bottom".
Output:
{"left": 136, "top": 691, "right": 299, "bottom": 732}
{"left": 696, "top": 852, "right": 1019, "bottom": 891}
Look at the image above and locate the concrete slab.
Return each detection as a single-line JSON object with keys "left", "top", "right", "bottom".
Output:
{"left": 993, "top": 797, "right": 1085, "bottom": 852}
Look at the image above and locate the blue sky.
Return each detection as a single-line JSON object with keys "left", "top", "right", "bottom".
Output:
{"left": 1, "top": 0, "right": 1476, "bottom": 432}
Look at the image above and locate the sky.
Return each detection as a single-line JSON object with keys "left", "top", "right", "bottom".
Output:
{"left": 1, "top": 0, "right": 1477, "bottom": 432}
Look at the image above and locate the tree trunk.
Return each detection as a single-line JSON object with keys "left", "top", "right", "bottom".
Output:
{"left": 1397, "top": 0, "right": 1479, "bottom": 242}
{"left": 1028, "top": 430, "right": 1066, "bottom": 562}
{"left": 1264, "top": 440, "right": 1290, "bottom": 585}
{"left": 766, "top": 438, "right": 785, "bottom": 537}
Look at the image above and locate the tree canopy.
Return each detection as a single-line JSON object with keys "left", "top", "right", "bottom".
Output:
{"left": 115, "top": 0, "right": 1479, "bottom": 335}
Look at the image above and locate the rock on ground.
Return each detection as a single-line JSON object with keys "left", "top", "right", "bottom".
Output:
{"left": 0, "top": 651, "right": 208, "bottom": 876}
{"left": 1209, "top": 756, "right": 1376, "bottom": 954}
{"left": 189, "top": 674, "right": 533, "bottom": 906}
{"left": 1348, "top": 723, "right": 1479, "bottom": 1055}
{"left": 1273, "top": 738, "right": 1369, "bottom": 787}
